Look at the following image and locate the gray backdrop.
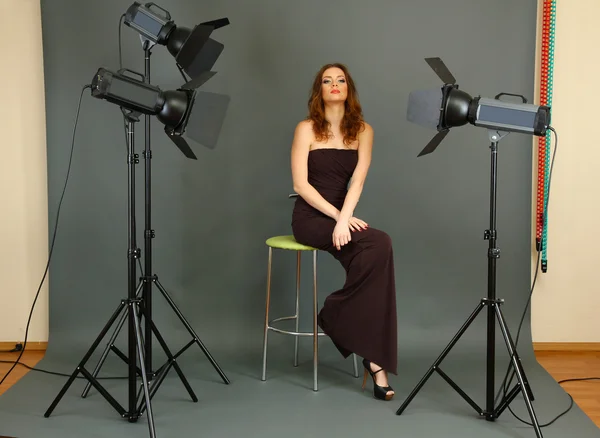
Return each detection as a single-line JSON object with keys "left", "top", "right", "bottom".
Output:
{"left": 2, "top": 1, "right": 598, "bottom": 437}
{"left": 41, "top": 0, "right": 538, "bottom": 357}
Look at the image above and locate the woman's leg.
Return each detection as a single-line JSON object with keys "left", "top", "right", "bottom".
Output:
{"left": 293, "top": 218, "right": 398, "bottom": 387}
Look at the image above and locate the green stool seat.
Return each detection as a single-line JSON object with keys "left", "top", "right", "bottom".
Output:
{"left": 265, "top": 235, "right": 316, "bottom": 251}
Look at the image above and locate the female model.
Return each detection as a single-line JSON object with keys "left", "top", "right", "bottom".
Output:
{"left": 290, "top": 63, "right": 398, "bottom": 400}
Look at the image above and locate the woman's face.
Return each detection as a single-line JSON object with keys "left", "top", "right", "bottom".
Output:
{"left": 321, "top": 67, "right": 347, "bottom": 103}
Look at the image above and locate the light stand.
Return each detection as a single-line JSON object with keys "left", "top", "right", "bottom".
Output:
{"left": 44, "top": 110, "right": 156, "bottom": 438}
{"left": 79, "top": 42, "right": 230, "bottom": 403}
{"left": 396, "top": 129, "right": 543, "bottom": 438}
{"left": 143, "top": 43, "right": 154, "bottom": 375}
{"left": 136, "top": 40, "right": 230, "bottom": 384}
{"left": 44, "top": 6, "right": 232, "bottom": 431}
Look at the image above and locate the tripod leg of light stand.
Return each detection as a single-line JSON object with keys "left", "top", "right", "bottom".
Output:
{"left": 494, "top": 337, "right": 535, "bottom": 408}
{"left": 153, "top": 278, "right": 230, "bottom": 384}
{"left": 137, "top": 311, "right": 199, "bottom": 412}
{"left": 494, "top": 304, "right": 543, "bottom": 438}
{"left": 500, "top": 337, "right": 535, "bottom": 402}
{"left": 130, "top": 301, "right": 156, "bottom": 438}
{"left": 518, "top": 357, "right": 535, "bottom": 400}
{"left": 81, "top": 281, "right": 145, "bottom": 398}
{"left": 45, "top": 301, "right": 129, "bottom": 418}
{"left": 396, "top": 301, "right": 486, "bottom": 416}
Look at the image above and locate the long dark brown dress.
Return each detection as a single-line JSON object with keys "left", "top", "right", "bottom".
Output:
{"left": 291, "top": 148, "right": 398, "bottom": 375}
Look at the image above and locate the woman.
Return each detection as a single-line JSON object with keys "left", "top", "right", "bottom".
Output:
{"left": 290, "top": 63, "right": 398, "bottom": 401}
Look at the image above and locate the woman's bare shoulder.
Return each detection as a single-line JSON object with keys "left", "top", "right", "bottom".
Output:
{"left": 294, "top": 119, "right": 315, "bottom": 140}
{"left": 296, "top": 118, "right": 314, "bottom": 131}
{"left": 361, "top": 121, "right": 373, "bottom": 134}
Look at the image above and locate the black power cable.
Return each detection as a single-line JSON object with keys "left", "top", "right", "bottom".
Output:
{"left": 0, "top": 358, "right": 127, "bottom": 381}
{"left": 494, "top": 127, "right": 562, "bottom": 425}
{"left": 493, "top": 127, "right": 599, "bottom": 428}
{"left": 1, "top": 15, "right": 142, "bottom": 387}
{"left": 0, "top": 344, "right": 23, "bottom": 354}
{"left": 0, "top": 84, "right": 90, "bottom": 388}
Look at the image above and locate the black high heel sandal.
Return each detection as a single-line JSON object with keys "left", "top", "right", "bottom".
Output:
{"left": 361, "top": 359, "right": 394, "bottom": 401}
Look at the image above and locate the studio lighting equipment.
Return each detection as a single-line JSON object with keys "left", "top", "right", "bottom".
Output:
{"left": 44, "top": 68, "right": 230, "bottom": 437}
{"left": 396, "top": 58, "right": 553, "bottom": 438}
{"left": 117, "top": 4, "right": 231, "bottom": 399}
{"left": 44, "top": 6, "right": 232, "bottom": 438}
{"left": 407, "top": 57, "right": 551, "bottom": 157}
{"left": 124, "top": 2, "right": 228, "bottom": 86}
{"left": 90, "top": 67, "right": 229, "bottom": 159}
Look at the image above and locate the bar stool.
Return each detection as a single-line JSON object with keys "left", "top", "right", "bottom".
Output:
{"left": 261, "top": 195, "right": 359, "bottom": 391}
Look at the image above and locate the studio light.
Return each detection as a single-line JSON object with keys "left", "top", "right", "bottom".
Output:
{"left": 407, "top": 57, "right": 551, "bottom": 156}
{"left": 44, "top": 8, "right": 232, "bottom": 438}
{"left": 124, "top": 2, "right": 229, "bottom": 85}
{"left": 397, "top": 57, "right": 556, "bottom": 438}
{"left": 91, "top": 67, "right": 229, "bottom": 159}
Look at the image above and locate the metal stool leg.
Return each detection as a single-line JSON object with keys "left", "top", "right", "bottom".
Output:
{"left": 261, "top": 247, "right": 273, "bottom": 381}
{"left": 294, "top": 251, "right": 301, "bottom": 367}
{"left": 262, "top": 241, "right": 355, "bottom": 388}
{"left": 312, "top": 250, "right": 319, "bottom": 391}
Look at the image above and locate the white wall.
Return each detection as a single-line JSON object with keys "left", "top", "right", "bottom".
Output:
{"left": 0, "top": 0, "right": 49, "bottom": 343}
{"left": 530, "top": 0, "right": 600, "bottom": 343}
{"left": 0, "top": 0, "right": 596, "bottom": 345}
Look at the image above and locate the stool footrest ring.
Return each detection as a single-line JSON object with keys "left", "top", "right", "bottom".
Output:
{"left": 268, "top": 316, "right": 327, "bottom": 337}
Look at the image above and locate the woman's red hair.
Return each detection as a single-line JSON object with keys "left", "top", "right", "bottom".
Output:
{"left": 307, "top": 63, "right": 365, "bottom": 146}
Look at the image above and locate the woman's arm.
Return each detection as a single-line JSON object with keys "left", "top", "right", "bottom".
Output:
{"left": 337, "top": 123, "right": 374, "bottom": 223}
{"left": 291, "top": 120, "right": 341, "bottom": 220}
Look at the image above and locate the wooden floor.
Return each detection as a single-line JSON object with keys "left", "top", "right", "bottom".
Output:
{"left": 535, "top": 350, "right": 600, "bottom": 427}
{"left": 0, "top": 350, "right": 598, "bottom": 428}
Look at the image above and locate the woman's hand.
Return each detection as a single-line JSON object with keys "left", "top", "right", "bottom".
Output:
{"left": 332, "top": 220, "right": 351, "bottom": 251}
{"left": 348, "top": 216, "right": 368, "bottom": 232}
{"left": 332, "top": 217, "right": 369, "bottom": 250}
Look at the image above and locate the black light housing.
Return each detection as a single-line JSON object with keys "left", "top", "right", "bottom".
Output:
{"left": 407, "top": 57, "right": 551, "bottom": 156}
{"left": 124, "top": 2, "right": 229, "bottom": 83}
{"left": 91, "top": 67, "right": 229, "bottom": 159}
